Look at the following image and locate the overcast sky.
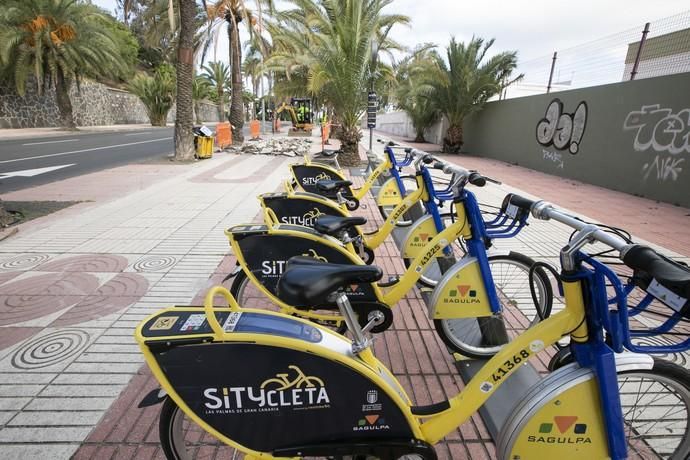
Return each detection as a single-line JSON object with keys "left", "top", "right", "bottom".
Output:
{"left": 91, "top": 0, "right": 689, "bottom": 65}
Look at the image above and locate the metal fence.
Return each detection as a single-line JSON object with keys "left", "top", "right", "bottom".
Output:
{"left": 504, "top": 10, "right": 690, "bottom": 99}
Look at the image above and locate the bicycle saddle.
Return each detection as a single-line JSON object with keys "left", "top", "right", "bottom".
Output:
{"left": 624, "top": 245, "right": 690, "bottom": 315}
{"left": 277, "top": 256, "right": 382, "bottom": 307}
{"left": 316, "top": 179, "right": 352, "bottom": 192}
{"left": 313, "top": 215, "right": 366, "bottom": 236}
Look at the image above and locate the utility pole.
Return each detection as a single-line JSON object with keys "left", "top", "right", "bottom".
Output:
{"left": 258, "top": 2, "right": 266, "bottom": 135}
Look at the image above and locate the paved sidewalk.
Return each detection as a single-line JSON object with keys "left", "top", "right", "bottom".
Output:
{"left": 0, "top": 145, "right": 294, "bottom": 459}
{"left": 0, "top": 131, "right": 688, "bottom": 459}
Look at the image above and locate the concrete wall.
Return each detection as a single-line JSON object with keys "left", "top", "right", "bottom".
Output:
{"left": 0, "top": 79, "right": 220, "bottom": 128}
{"left": 462, "top": 72, "right": 690, "bottom": 207}
{"left": 368, "top": 111, "right": 448, "bottom": 145}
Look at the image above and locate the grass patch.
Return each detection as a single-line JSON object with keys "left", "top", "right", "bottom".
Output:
{"left": 2, "top": 200, "right": 83, "bottom": 226}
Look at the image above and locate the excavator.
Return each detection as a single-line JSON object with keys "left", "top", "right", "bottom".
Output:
{"left": 276, "top": 98, "right": 313, "bottom": 136}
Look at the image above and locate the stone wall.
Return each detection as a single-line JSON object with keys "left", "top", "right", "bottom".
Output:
{"left": 0, "top": 79, "right": 220, "bottom": 128}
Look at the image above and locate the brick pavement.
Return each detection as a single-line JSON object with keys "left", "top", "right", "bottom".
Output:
{"left": 1, "top": 131, "right": 688, "bottom": 459}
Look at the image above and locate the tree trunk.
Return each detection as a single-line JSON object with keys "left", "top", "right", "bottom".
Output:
{"left": 414, "top": 129, "right": 426, "bottom": 143}
{"left": 55, "top": 69, "right": 77, "bottom": 130}
{"left": 218, "top": 90, "right": 225, "bottom": 122}
{"left": 0, "top": 199, "right": 14, "bottom": 227}
{"left": 173, "top": 0, "right": 196, "bottom": 161}
{"left": 228, "top": 20, "right": 244, "bottom": 144}
{"left": 443, "top": 122, "right": 464, "bottom": 153}
{"left": 194, "top": 102, "right": 202, "bottom": 124}
{"left": 337, "top": 124, "right": 362, "bottom": 166}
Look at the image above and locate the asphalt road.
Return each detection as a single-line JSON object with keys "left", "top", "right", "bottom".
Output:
{"left": 0, "top": 127, "right": 174, "bottom": 194}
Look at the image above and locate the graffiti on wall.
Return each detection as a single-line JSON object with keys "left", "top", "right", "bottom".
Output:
{"left": 623, "top": 105, "right": 689, "bottom": 181}
{"left": 536, "top": 99, "right": 588, "bottom": 155}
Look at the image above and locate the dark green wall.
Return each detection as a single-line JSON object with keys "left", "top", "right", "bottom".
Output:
{"left": 462, "top": 72, "right": 690, "bottom": 207}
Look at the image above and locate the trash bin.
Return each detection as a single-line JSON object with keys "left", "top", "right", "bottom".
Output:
{"left": 193, "top": 126, "right": 214, "bottom": 159}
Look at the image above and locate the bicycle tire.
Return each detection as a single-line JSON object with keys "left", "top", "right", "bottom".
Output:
{"left": 434, "top": 252, "right": 553, "bottom": 359}
{"left": 548, "top": 352, "right": 690, "bottom": 459}
{"left": 378, "top": 175, "right": 419, "bottom": 227}
{"left": 620, "top": 359, "right": 690, "bottom": 459}
{"left": 160, "top": 396, "right": 242, "bottom": 459}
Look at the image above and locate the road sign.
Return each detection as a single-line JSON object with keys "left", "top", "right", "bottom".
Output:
{"left": 367, "top": 91, "right": 377, "bottom": 128}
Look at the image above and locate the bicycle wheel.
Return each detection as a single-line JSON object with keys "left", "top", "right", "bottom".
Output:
{"left": 159, "top": 396, "right": 235, "bottom": 459}
{"left": 434, "top": 252, "right": 553, "bottom": 359}
{"left": 378, "top": 175, "right": 419, "bottom": 227}
{"left": 619, "top": 359, "right": 690, "bottom": 459}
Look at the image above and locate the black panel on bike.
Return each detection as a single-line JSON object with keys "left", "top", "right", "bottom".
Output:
{"left": 261, "top": 194, "right": 349, "bottom": 227}
{"left": 154, "top": 344, "right": 414, "bottom": 452}
{"left": 291, "top": 164, "right": 353, "bottom": 196}
{"left": 278, "top": 256, "right": 382, "bottom": 307}
{"left": 314, "top": 215, "right": 366, "bottom": 236}
{"left": 234, "top": 233, "right": 379, "bottom": 305}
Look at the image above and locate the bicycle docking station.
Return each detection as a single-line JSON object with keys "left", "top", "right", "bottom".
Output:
{"left": 353, "top": 157, "right": 542, "bottom": 440}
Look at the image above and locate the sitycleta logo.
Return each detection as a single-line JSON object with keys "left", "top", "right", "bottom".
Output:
{"left": 261, "top": 249, "right": 328, "bottom": 277}
{"left": 444, "top": 284, "right": 479, "bottom": 304}
{"left": 203, "top": 365, "right": 331, "bottom": 415}
{"left": 527, "top": 416, "right": 591, "bottom": 444}
{"left": 302, "top": 172, "right": 331, "bottom": 186}
{"left": 280, "top": 207, "right": 326, "bottom": 226}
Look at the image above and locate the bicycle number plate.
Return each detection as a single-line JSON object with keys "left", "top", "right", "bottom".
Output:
{"left": 505, "top": 203, "right": 519, "bottom": 219}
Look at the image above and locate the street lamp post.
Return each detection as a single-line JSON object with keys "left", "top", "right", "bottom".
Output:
{"left": 366, "top": 40, "right": 379, "bottom": 172}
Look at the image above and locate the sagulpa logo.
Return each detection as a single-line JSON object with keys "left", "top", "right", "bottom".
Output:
{"left": 443, "top": 284, "right": 480, "bottom": 305}
{"left": 353, "top": 414, "right": 390, "bottom": 432}
{"left": 449, "top": 285, "right": 476, "bottom": 298}
{"left": 527, "top": 415, "right": 591, "bottom": 445}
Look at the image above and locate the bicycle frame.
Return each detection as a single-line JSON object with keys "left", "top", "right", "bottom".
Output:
{"left": 137, "top": 268, "right": 638, "bottom": 459}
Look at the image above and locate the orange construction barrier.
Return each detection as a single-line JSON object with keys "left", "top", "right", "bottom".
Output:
{"left": 321, "top": 122, "right": 331, "bottom": 147}
{"left": 215, "top": 122, "right": 232, "bottom": 149}
{"left": 250, "top": 119, "right": 261, "bottom": 139}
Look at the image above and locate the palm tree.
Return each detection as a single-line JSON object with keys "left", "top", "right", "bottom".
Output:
{"left": 267, "top": 0, "right": 408, "bottom": 166}
{"left": 174, "top": 0, "right": 198, "bottom": 161}
{"left": 394, "top": 45, "right": 440, "bottom": 143}
{"left": 202, "top": 1, "right": 273, "bottom": 144}
{"left": 128, "top": 64, "right": 176, "bottom": 126}
{"left": 192, "top": 75, "right": 212, "bottom": 123}
{"left": 243, "top": 44, "right": 263, "bottom": 117}
{"left": 0, "top": 0, "right": 127, "bottom": 129}
{"left": 201, "top": 61, "right": 231, "bottom": 121}
{"left": 425, "top": 37, "right": 521, "bottom": 153}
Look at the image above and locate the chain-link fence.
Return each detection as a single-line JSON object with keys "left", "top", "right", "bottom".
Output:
{"left": 503, "top": 10, "right": 690, "bottom": 99}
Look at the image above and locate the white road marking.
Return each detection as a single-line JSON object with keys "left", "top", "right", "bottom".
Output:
{"left": 125, "top": 131, "right": 153, "bottom": 136}
{"left": 22, "top": 139, "right": 79, "bottom": 146}
{"left": 0, "top": 163, "right": 75, "bottom": 178}
{"left": 0, "top": 137, "right": 172, "bottom": 164}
